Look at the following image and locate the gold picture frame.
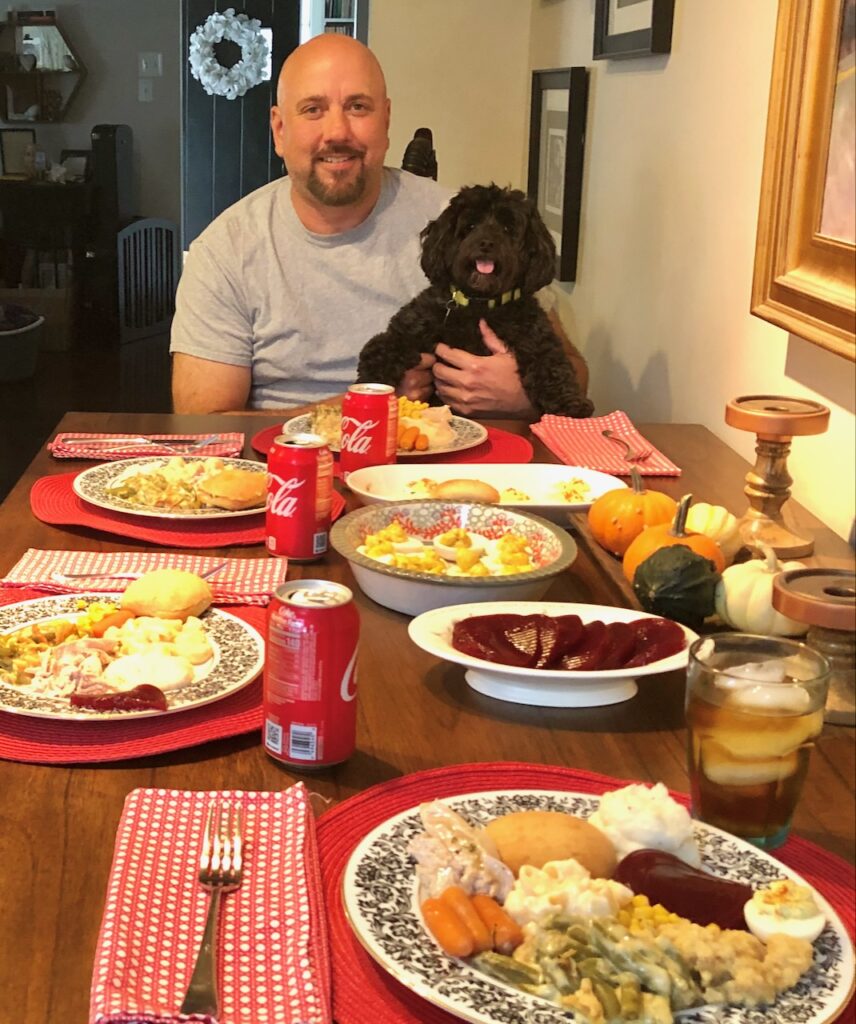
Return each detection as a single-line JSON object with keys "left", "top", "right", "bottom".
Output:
{"left": 752, "top": 0, "right": 855, "bottom": 361}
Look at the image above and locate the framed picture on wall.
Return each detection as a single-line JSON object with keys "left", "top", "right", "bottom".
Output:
{"left": 752, "top": 0, "right": 855, "bottom": 360}
{"left": 0, "top": 128, "right": 35, "bottom": 177}
{"left": 593, "top": 0, "right": 675, "bottom": 60}
{"left": 527, "top": 67, "right": 589, "bottom": 282}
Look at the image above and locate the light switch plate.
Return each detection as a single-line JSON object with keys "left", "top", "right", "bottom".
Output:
{"left": 138, "top": 51, "right": 162, "bottom": 77}
{"left": 138, "top": 78, "right": 154, "bottom": 103}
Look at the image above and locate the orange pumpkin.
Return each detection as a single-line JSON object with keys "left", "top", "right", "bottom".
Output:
{"left": 587, "top": 468, "right": 677, "bottom": 556}
{"left": 622, "top": 494, "right": 726, "bottom": 582}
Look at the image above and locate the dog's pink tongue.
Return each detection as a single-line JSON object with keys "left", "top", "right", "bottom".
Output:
{"left": 476, "top": 260, "right": 495, "bottom": 274}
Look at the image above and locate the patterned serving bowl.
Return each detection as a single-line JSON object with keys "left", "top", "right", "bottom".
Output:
{"left": 330, "top": 500, "right": 577, "bottom": 616}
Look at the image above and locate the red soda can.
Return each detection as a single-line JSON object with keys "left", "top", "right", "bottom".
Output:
{"left": 263, "top": 580, "right": 359, "bottom": 768}
{"left": 339, "top": 383, "right": 398, "bottom": 481}
{"left": 266, "top": 433, "right": 333, "bottom": 562}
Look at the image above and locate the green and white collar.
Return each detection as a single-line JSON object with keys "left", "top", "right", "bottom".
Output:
{"left": 448, "top": 286, "right": 522, "bottom": 309}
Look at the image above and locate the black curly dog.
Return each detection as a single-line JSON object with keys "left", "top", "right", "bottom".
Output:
{"left": 357, "top": 184, "right": 593, "bottom": 417}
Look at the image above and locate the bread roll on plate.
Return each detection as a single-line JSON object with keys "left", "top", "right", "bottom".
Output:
{"left": 484, "top": 810, "right": 617, "bottom": 878}
{"left": 197, "top": 468, "right": 266, "bottom": 511}
{"left": 433, "top": 478, "right": 500, "bottom": 503}
{"left": 121, "top": 569, "right": 213, "bottom": 621}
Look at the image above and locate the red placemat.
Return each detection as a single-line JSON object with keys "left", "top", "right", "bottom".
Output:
{"left": 315, "top": 761, "right": 856, "bottom": 1024}
{"left": 0, "top": 588, "right": 266, "bottom": 764}
{"left": 252, "top": 423, "right": 534, "bottom": 468}
{"left": 29, "top": 472, "right": 345, "bottom": 548}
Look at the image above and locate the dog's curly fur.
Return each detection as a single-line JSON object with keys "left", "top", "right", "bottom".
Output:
{"left": 357, "top": 184, "right": 593, "bottom": 417}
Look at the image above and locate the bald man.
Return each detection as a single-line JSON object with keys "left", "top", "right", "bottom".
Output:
{"left": 171, "top": 35, "right": 586, "bottom": 414}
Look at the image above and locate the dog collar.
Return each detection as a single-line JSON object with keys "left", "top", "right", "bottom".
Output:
{"left": 449, "top": 286, "right": 522, "bottom": 309}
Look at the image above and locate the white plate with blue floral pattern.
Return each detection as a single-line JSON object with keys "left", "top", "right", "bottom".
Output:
{"left": 343, "top": 790, "right": 854, "bottom": 1024}
{"left": 0, "top": 594, "right": 265, "bottom": 720}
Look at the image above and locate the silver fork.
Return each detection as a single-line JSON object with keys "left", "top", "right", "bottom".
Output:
{"left": 180, "top": 801, "right": 244, "bottom": 1017}
{"left": 49, "top": 561, "right": 228, "bottom": 585}
{"left": 601, "top": 429, "right": 653, "bottom": 463}
{"left": 61, "top": 433, "right": 222, "bottom": 454}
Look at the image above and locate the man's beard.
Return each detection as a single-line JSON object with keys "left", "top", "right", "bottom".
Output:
{"left": 305, "top": 151, "right": 367, "bottom": 207}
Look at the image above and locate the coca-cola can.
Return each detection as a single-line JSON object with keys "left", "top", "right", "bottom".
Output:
{"left": 266, "top": 433, "right": 333, "bottom": 562}
{"left": 339, "top": 383, "right": 398, "bottom": 481}
{"left": 263, "top": 580, "right": 359, "bottom": 768}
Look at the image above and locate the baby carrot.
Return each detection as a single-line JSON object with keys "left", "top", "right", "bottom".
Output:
{"left": 421, "top": 898, "right": 474, "bottom": 958}
{"left": 90, "top": 609, "right": 135, "bottom": 637}
{"left": 414, "top": 432, "right": 429, "bottom": 451}
{"left": 470, "top": 894, "right": 524, "bottom": 954}
{"left": 439, "top": 886, "right": 492, "bottom": 953}
{"left": 399, "top": 425, "right": 420, "bottom": 451}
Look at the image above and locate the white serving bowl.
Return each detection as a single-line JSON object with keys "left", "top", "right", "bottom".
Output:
{"left": 344, "top": 463, "right": 626, "bottom": 524}
{"left": 329, "top": 500, "right": 578, "bottom": 616}
{"left": 408, "top": 601, "right": 697, "bottom": 707}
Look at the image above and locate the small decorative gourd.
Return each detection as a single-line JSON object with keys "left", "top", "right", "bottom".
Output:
{"left": 714, "top": 544, "right": 808, "bottom": 636}
{"left": 622, "top": 494, "right": 726, "bottom": 582}
{"left": 587, "top": 467, "right": 676, "bottom": 557}
{"left": 633, "top": 545, "right": 720, "bottom": 628}
{"left": 685, "top": 501, "right": 742, "bottom": 565}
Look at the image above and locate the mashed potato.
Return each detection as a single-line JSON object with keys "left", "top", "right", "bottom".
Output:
{"left": 588, "top": 783, "right": 701, "bottom": 866}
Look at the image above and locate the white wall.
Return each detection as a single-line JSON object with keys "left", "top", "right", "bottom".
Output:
{"left": 369, "top": 0, "right": 532, "bottom": 193}
{"left": 30, "top": 0, "right": 180, "bottom": 226}
{"left": 528, "top": 0, "right": 855, "bottom": 543}
{"left": 370, "top": 0, "right": 855, "bottom": 543}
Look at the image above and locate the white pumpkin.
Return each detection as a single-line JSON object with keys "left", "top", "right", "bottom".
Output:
{"left": 714, "top": 545, "right": 808, "bottom": 636}
{"left": 685, "top": 502, "right": 742, "bottom": 565}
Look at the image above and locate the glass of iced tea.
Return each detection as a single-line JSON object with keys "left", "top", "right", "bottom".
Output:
{"left": 686, "top": 634, "right": 830, "bottom": 850}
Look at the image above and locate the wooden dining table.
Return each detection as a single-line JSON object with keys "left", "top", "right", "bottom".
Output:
{"left": 0, "top": 409, "right": 853, "bottom": 1024}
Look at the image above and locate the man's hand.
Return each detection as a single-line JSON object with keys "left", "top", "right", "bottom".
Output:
{"left": 396, "top": 351, "right": 437, "bottom": 403}
{"left": 432, "top": 320, "right": 534, "bottom": 418}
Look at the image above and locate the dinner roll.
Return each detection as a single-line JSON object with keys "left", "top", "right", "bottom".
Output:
{"left": 484, "top": 811, "right": 618, "bottom": 878}
{"left": 433, "top": 478, "right": 501, "bottom": 503}
{"left": 197, "top": 468, "right": 266, "bottom": 511}
{"left": 121, "top": 569, "right": 213, "bottom": 621}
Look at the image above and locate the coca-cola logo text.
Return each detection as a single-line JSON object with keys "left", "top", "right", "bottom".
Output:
{"left": 339, "top": 648, "right": 358, "bottom": 702}
{"left": 267, "top": 474, "right": 305, "bottom": 518}
{"left": 340, "top": 416, "right": 379, "bottom": 454}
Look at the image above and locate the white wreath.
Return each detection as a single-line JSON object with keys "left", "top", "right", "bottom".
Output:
{"left": 189, "top": 8, "right": 269, "bottom": 101}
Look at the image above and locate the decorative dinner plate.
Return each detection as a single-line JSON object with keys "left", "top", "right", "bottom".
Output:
{"left": 0, "top": 594, "right": 265, "bottom": 721}
{"left": 345, "top": 463, "right": 626, "bottom": 524}
{"left": 72, "top": 456, "right": 267, "bottom": 520}
{"left": 408, "top": 602, "right": 696, "bottom": 707}
{"left": 343, "top": 789, "right": 855, "bottom": 1024}
{"left": 282, "top": 412, "right": 489, "bottom": 457}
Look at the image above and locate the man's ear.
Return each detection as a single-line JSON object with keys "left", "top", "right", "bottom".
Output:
{"left": 270, "top": 106, "right": 286, "bottom": 160}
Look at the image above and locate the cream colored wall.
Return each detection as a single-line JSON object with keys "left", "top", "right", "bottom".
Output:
{"left": 368, "top": 0, "right": 532, "bottom": 192}
{"left": 370, "top": 0, "right": 854, "bottom": 543}
{"left": 528, "top": 0, "right": 854, "bottom": 543}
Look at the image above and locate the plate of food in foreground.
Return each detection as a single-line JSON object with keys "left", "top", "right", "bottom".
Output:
{"left": 346, "top": 464, "right": 626, "bottom": 523}
{"left": 408, "top": 602, "right": 696, "bottom": 706}
{"left": 284, "top": 397, "right": 488, "bottom": 457}
{"left": 0, "top": 571, "right": 265, "bottom": 720}
{"left": 343, "top": 785, "right": 854, "bottom": 1024}
{"left": 72, "top": 456, "right": 267, "bottom": 520}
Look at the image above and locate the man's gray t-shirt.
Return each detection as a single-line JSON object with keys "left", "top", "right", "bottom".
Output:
{"left": 170, "top": 169, "right": 450, "bottom": 409}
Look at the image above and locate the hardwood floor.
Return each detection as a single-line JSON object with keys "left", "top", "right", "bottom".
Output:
{"left": 0, "top": 331, "right": 172, "bottom": 501}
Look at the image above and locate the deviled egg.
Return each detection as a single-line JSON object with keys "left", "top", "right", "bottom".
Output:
{"left": 744, "top": 878, "right": 826, "bottom": 943}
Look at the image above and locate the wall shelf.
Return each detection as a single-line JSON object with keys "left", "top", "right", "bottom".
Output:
{"left": 0, "top": 13, "right": 87, "bottom": 124}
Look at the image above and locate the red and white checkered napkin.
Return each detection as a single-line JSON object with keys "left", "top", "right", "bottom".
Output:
{"left": 1, "top": 550, "right": 288, "bottom": 606}
{"left": 90, "top": 785, "right": 331, "bottom": 1024}
{"left": 532, "top": 410, "right": 682, "bottom": 476}
{"left": 49, "top": 433, "right": 245, "bottom": 460}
